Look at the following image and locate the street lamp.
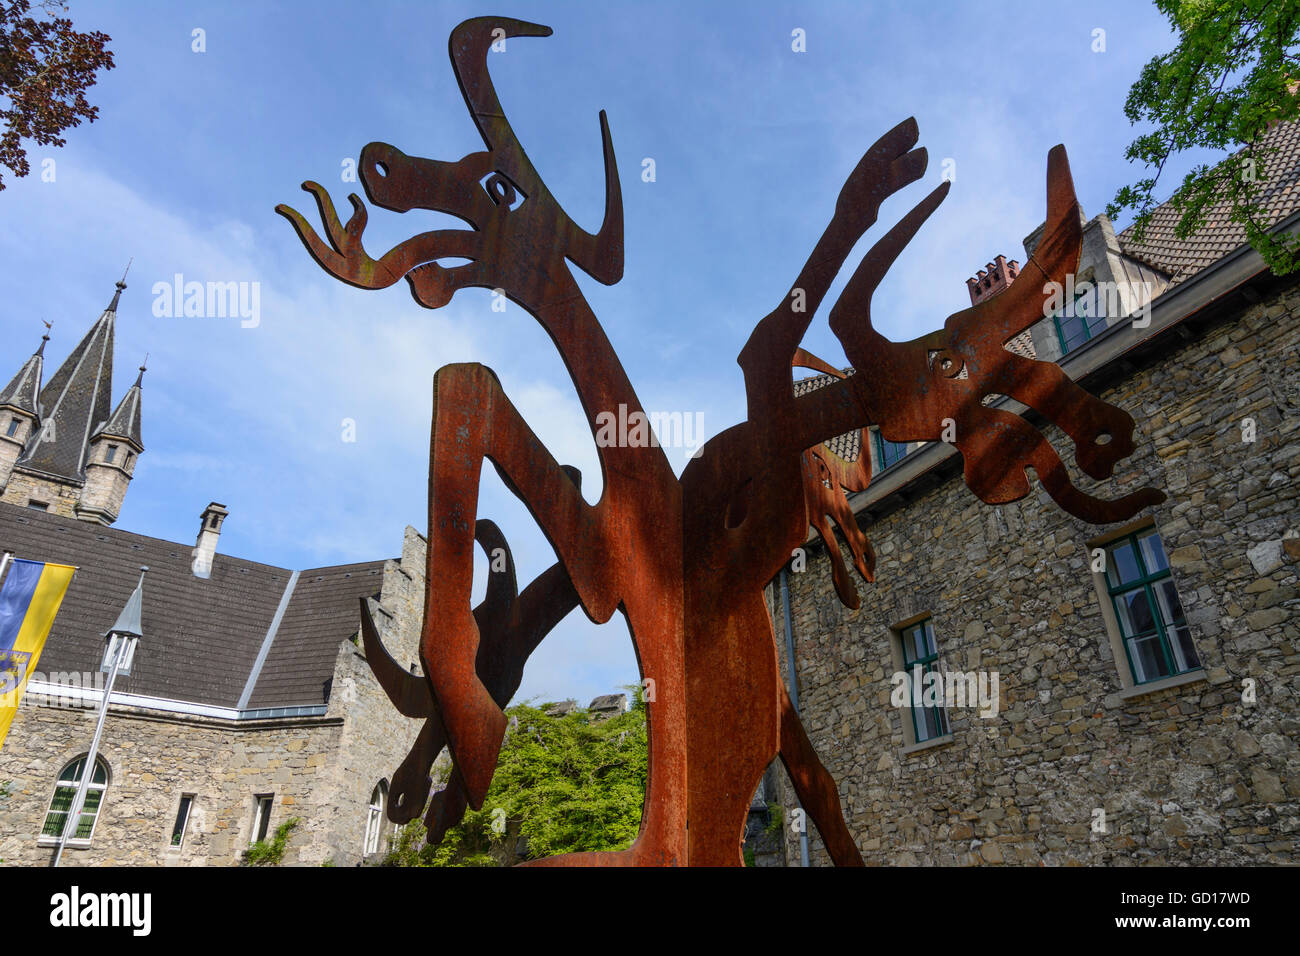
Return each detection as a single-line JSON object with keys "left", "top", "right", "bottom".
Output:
{"left": 52, "top": 566, "right": 146, "bottom": 867}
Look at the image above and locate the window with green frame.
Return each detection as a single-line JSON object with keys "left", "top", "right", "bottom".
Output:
{"left": 873, "top": 430, "right": 910, "bottom": 470}
{"left": 1053, "top": 287, "right": 1109, "bottom": 355}
{"left": 1104, "top": 527, "right": 1199, "bottom": 684}
{"left": 900, "top": 618, "right": 948, "bottom": 743}
{"left": 42, "top": 755, "right": 109, "bottom": 841}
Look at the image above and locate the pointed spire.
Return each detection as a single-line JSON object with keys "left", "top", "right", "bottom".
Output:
{"left": 95, "top": 356, "right": 145, "bottom": 450}
{"left": 0, "top": 330, "right": 48, "bottom": 416}
{"left": 106, "top": 261, "right": 130, "bottom": 314}
{"left": 106, "top": 566, "right": 147, "bottom": 639}
{"left": 17, "top": 279, "right": 119, "bottom": 479}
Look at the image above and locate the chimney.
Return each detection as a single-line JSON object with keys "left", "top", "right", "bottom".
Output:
{"left": 965, "top": 254, "right": 1020, "bottom": 305}
{"left": 192, "top": 502, "right": 228, "bottom": 579}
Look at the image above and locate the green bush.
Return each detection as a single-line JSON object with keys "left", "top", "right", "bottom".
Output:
{"left": 242, "top": 816, "right": 300, "bottom": 866}
{"left": 385, "top": 691, "right": 647, "bottom": 867}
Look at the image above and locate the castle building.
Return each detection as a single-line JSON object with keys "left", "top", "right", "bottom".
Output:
{"left": 0, "top": 283, "right": 427, "bottom": 866}
{"left": 1, "top": 279, "right": 144, "bottom": 525}
{"left": 770, "top": 119, "right": 1300, "bottom": 866}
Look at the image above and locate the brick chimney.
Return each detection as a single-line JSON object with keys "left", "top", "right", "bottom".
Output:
{"left": 966, "top": 254, "right": 1020, "bottom": 305}
{"left": 192, "top": 502, "right": 228, "bottom": 578}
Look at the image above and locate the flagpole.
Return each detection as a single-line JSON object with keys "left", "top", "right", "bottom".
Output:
{"left": 52, "top": 634, "right": 126, "bottom": 868}
{"left": 0, "top": 552, "right": 12, "bottom": 583}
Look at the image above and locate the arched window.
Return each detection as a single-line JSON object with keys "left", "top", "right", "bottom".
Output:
{"left": 42, "top": 756, "right": 110, "bottom": 842}
{"left": 364, "top": 782, "right": 387, "bottom": 855}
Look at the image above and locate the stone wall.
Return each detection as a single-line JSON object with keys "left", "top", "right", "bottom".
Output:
{"left": 0, "top": 470, "right": 82, "bottom": 518}
{"left": 774, "top": 283, "right": 1300, "bottom": 866}
{"left": 0, "top": 704, "right": 344, "bottom": 866}
{"left": 308, "top": 526, "right": 427, "bottom": 867}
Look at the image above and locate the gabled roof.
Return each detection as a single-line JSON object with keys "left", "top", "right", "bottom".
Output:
{"left": 0, "top": 502, "right": 386, "bottom": 711}
{"left": 0, "top": 335, "right": 46, "bottom": 417}
{"left": 1117, "top": 117, "right": 1300, "bottom": 284}
{"left": 17, "top": 286, "right": 120, "bottom": 480}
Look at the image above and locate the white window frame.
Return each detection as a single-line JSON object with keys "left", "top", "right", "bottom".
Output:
{"left": 170, "top": 794, "right": 195, "bottom": 850}
{"left": 251, "top": 794, "right": 274, "bottom": 845}
{"left": 365, "top": 783, "right": 387, "bottom": 855}
{"left": 39, "top": 755, "right": 110, "bottom": 846}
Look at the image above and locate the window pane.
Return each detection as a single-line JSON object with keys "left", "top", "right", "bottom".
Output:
{"left": 172, "top": 796, "right": 192, "bottom": 846}
{"left": 1128, "top": 633, "right": 1171, "bottom": 683}
{"left": 1154, "top": 580, "right": 1198, "bottom": 672}
{"left": 1137, "top": 530, "right": 1168, "bottom": 575}
{"left": 43, "top": 799, "right": 70, "bottom": 837}
{"left": 1169, "top": 625, "right": 1200, "bottom": 673}
{"left": 1114, "top": 588, "right": 1156, "bottom": 637}
{"left": 923, "top": 622, "right": 937, "bottom": 657}
{"left": 76, "top": 788, "right": 102, "bottom": 839}
{"left": 1107, "top": 540, "right": 1142, "bottom": 586}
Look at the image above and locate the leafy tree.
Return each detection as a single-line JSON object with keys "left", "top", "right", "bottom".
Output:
{"left": 1108, "top": 0, "right": 1300, "bottom": 274}
{"left": 384, "top": 690, "right": 647, "bottom": 867}
{"left": 0, "top": 0, "right": 114, "bottom": 189}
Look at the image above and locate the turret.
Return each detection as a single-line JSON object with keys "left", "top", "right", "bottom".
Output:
{"left": 0, "top": 333, "right": 46, "bottom": 492}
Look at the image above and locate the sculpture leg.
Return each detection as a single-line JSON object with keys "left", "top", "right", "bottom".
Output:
{"left": 777, "top": 685, "right": 865, "bottom": 866}
{"left": 425, "top": 362, "right": 616, "bottom": 808}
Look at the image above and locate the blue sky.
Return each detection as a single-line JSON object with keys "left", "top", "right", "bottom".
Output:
{"left": 2, "top": 0, "right": 1197, "bottom": 705}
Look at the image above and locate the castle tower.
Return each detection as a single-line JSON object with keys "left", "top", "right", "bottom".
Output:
{"left": 78, "top": 362, "right": 145, "bottom": 525}
{"left": 0, "top": 333, "right": 46, "bottom": 493}
{"left": 1, "top": 276, "right": 145, "bottom": 522}
{"left": 965, "top": 254, "right": 1020, "bottom": 305}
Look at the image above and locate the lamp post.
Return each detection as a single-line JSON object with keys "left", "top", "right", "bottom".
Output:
{"left": 52, "top": 566, "right": 146, "bottom": 867}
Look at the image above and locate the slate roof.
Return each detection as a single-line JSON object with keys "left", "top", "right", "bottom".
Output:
{"left": 0, "top": 337, "right": 44, "bottom": 416}
{"left": 245, "top": 561, "right": 387, "bottom": 709}
{"left": 0, "top": 502, "right": 386, "bottom": 711}
{"left": 93, "top": 367, "right": 144, "bottom": 450}
{"left": 1117, "top": 117, "right": 1300, "bottom": 284}
{"left": 17, "top": 289, "right": 118, "bottom": 481}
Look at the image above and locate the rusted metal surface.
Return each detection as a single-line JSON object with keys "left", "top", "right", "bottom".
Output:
{"left": 279, "top": 16, "right": 1164, "bottom": 866}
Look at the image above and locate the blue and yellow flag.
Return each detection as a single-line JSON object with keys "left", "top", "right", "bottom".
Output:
{"left": 0, "top": 558, "right": 76, "bottom": 752}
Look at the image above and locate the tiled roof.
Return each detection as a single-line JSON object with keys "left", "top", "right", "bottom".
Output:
{"left": 94, "top": 368, "right": 144, "bottom": 450}
{"left": 0, "top": 339, "right": 43, "bottom": 416}
{"left": 793, "top": 369, "right": 863, "bottom": 463}
{"left": 245, "top": 561, "right": 386, "bottom": 709}
{"left": 1117, "top": 117, "right": 1300, "bottom": 284}
{"left": 0, "top": 502, "right": 385, "bottom": 710}
{"left": 17, "top": 297, "right": 116, "bottom": 481}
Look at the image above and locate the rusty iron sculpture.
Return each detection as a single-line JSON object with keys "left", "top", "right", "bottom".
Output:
{"left": 277, "top": 16, "right": 1165, "bottom": 866}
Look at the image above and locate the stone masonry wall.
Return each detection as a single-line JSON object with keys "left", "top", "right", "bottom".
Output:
{"left": 0, "top": 703, "right": 343, "bottom": 866}
{"left": 776, "top": 284, "right": 1300, "bottom": 866}
{"left": 309, "top": 526, "right": 427, "bottom": 866}
{"left": 1, "top": 471, "right": 82, "bottom": 518}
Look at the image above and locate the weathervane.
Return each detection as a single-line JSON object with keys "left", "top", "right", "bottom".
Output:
{"left": 277, "top": 16, "right": 1163, "bottom": 866}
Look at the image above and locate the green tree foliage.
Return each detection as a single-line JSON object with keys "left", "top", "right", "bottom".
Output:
{"left": 1109, "top": 0, "right": 1300, "bottom": 274}
{"left": 0, "top": 1, "right": 114, "bottom": 189}
{"left": 384, "top": 692, "right": 647, "bottom": 867}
